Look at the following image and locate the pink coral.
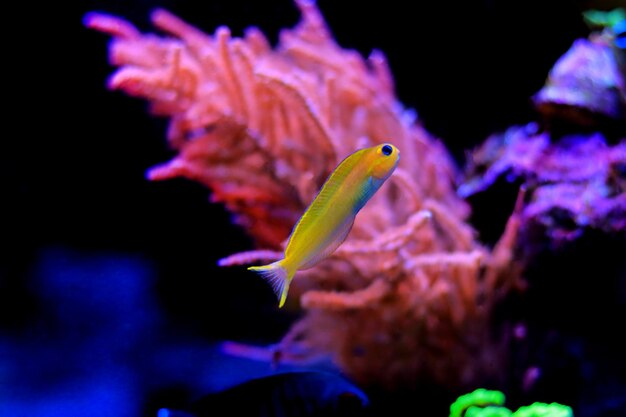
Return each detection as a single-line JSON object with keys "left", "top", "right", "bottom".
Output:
{"left": 86, "top": 0, "right": 522, "bottom": 389}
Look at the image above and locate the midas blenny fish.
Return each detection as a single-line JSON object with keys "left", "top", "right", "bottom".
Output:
{"left": 249, "top": 143, "right": 400, "bottom": 307}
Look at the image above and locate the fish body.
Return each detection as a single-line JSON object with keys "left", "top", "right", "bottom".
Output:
{"left": 249, "top": 143, "right": 400, "bottom": 307}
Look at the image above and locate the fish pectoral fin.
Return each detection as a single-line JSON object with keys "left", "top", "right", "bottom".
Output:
{"left": 300, "top": 217, "right": 355, "bottom": 270}
{"left": 248, "top": 261, "right": 290, "bottom": 308}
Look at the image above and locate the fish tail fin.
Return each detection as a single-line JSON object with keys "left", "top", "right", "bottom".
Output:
{"left": 248, "top": 260, "right": 292, "bottom": 308}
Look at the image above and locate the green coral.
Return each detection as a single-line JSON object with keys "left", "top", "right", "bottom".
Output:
{"left": 449, "top": 390, "right": 573, "bottom": 417}
{"left": 466, "top": 405, "right": 512, "bottom": 417}
{"left": 513, "top": 403, "right": 573, "bottom": 417}
{"left": 449, "top": 389, "right": 506, "bottom": 417}
{"left": 582, "top": 8, "right": 625, "bottom": 29}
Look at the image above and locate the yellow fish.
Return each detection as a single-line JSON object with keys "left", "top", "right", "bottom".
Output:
{"left": 249, "top": 143, "right": 400, "bottom": 307}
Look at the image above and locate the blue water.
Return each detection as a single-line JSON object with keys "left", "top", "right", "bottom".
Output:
{"left": 0, "top": 247, "right": 302, "bottom": 417}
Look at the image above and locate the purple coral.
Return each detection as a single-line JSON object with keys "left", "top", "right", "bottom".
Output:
{"left": 462, "top": 124, "right": 626, "bottom": 243}
{"left": 463, "top": 20, "right": 626, "bottom": 247}
{"left": 533, "top": 37, "right": 625, "bottom": 122}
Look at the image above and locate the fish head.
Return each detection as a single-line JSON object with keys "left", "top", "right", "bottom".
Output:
{"left": 369, "top": 143, "right": 400, "bottom": 180}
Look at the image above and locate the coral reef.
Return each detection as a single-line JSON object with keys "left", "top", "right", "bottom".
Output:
{"left": 449, "top": 388, "right": 572, "bottom": 417}
{"left": 533, "top": 30, "right": 625, "bottom": 123}
{"left": 461, "top": 16, "right": 626, "bottom": 247}
{"left": 86, "top": 1, "right": 523, "bottom": 389}
{"left": 449, "top": 388, "right": 506, "bottom": 417}
{"left": 460, "top": 124, "right": 626, "bottom": 244}
{"left": 458, "top": 12, "right": 626, "bottom": 416}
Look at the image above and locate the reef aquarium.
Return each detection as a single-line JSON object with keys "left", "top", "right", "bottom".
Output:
{"left": 3, "top": 0, "right": 625, "bottom": 416}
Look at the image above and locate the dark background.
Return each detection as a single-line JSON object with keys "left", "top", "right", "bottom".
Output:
{"left": 2, "top": 0, "right": 621, "bottom": 416}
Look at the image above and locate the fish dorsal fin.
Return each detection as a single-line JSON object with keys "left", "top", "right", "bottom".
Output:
{"left": 299, "top": 216, "right": 355, "bottom": 270}
{"left": 288, "top": 149, "right": 367, "bottom": 244}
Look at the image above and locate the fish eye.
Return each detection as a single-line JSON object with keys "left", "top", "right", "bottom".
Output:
{"left": 381, "top": 144, "right": 393, "bottom": 156}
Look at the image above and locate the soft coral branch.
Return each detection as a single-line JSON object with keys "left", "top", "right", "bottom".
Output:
{"left": 87, "top": 0, "right": 521, "bottom": 389}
